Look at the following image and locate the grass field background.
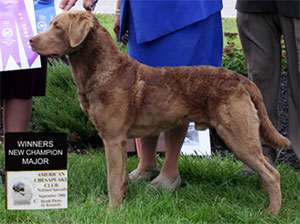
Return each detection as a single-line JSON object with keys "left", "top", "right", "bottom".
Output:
{"left": 0, "top": 15, "right": 299, "bottom": 224}
{"left": 1, "top": 150, "right": 299, "bottom": 223}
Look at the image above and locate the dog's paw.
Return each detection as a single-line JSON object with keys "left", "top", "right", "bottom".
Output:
{"left": 263, "top": 207, "right": 280, "bottom": 216}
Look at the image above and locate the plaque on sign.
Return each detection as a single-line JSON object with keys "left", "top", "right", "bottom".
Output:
{"left": 5, "top": 133, "right": 67, "bottom": 210}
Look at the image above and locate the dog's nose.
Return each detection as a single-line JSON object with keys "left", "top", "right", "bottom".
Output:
{"left": 29, "top": 38, "right": 34, "bottom": 45}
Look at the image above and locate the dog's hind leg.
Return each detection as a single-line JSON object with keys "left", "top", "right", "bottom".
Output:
{"left": 215, "top": 96, "right": 282, "bottom": 215}
{"left": 103, "top": 136, "right": 129, "bottom": 208}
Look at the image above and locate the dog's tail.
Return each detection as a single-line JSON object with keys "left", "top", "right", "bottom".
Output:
{"left": 245, "top": 80, "right": 291, "bottom": 149}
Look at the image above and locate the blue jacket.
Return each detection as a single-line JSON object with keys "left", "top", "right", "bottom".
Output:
{"left": 120, "top": 0, "right": 223, "bottom": 44}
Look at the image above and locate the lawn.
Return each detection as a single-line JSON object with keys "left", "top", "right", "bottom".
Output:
{"left": 1, "top": 150, "right": 299, "bottom": 223}
{"left": 1, "top": 15, "right": 299, "bottom": 224}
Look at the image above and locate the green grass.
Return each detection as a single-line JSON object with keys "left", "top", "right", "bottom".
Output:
{"left": 222, "top": 18, "right": 241, "bottom": 48}
{"left": 1, "top": 149, "right": 299, "bottom": 223}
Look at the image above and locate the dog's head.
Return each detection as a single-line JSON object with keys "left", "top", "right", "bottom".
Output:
{"left": 12, "top": 182, "right": 25, "bottom": 195}
{"left": 30, "top": 11, "right": 94, "bottom": 57}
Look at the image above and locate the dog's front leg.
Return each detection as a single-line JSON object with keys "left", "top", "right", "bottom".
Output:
{"left": 103, "top": 137, "right": 129, "bottom": 208}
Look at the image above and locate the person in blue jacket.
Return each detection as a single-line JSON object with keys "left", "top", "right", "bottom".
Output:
{"left": 114, "top": 0, "right": 223, "bottom": 190}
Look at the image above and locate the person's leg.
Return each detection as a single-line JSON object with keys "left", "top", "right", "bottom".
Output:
{"left": 293, "top": 18, "right": 300, "bottom": 159}
{"left": 279, "top": 16, "right": 300, "bottom": 159}
{"left": 129, "top": 135, "right": 159, "bottom": 181}
{"left": 237, "top": 12, "right": 282, "bottom": 164}
{"left": 0, "top": 98, "right": 32, "bottom": 186}
{"left": 294, "top": 18, "right": 300, "bottom": 74}
{"left": 130, "top": 123, "right": 188, "bottom": 186}
{"left": 3, "top": 98, "right": 32, "bottom": 133}
{"left": 137, "top": 135, "right": 159, "bottom": 171}
{"left": 150, "top": 123, "right": 188, "bottom": 190}
{"left": 160, "top": 123, "right": 188, "bottom": 182}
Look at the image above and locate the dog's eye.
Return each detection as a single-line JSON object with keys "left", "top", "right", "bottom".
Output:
{"left": 52, "top": 21, "right": 61, "bottom": 29}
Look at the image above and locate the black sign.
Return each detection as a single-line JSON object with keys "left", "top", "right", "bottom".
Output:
{"left": 5, "top": 133, "right": 67, "bottom": 171}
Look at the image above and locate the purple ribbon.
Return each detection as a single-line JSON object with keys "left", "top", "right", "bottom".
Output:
{"left": 0, "top": 0, "right": 38, "bottom": 71}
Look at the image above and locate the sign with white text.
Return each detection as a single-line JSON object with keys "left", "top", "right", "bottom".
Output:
{"left": 5, "top": 133, "right": 67, "bottom": 210}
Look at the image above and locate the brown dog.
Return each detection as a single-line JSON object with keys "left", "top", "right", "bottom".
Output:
{"left": 30, "top": 11, "right": 291, "bottom": 214}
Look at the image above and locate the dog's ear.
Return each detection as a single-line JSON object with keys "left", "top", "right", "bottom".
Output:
{"left": 69, "top": 13, "right": 94, "bottom": 48}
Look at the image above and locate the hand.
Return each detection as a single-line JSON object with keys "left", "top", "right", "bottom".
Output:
{"left": 59, "top": 0, "right": 77, "bottom": 11}
{"left": 83, "top": 0, "right": 98, "bottom": 11}
{"left": 113, "top": 14, "right": 128, "bottom": 45}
